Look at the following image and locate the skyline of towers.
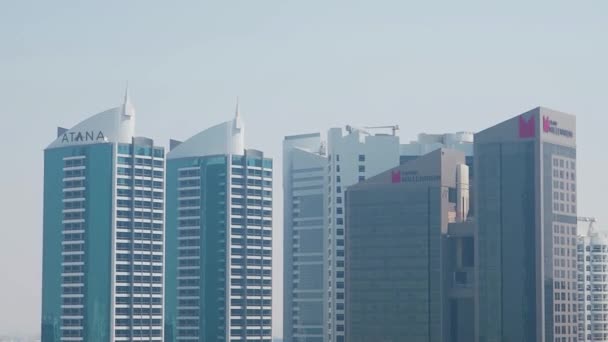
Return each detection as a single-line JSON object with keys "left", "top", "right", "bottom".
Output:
{"left": 41, "top": 90, "right": 591, "bottom": 342}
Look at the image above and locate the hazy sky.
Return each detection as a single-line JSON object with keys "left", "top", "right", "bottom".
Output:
{"left": 1, "top": 0, "right": 607, "bottom": 336}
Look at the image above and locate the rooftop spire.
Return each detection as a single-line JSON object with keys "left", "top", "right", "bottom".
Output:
{"left": 122, "top": 82, "right": 135, "bottom": 117}
{"left": 235, "top": 96, "right": 240, "bottom": 119}
{"left": 123, "top": 82, "right": 130, "bottom": 105}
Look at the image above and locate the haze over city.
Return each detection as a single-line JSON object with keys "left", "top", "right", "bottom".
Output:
{"left": 1, "top": 1, "right": 607, "bottom": 340}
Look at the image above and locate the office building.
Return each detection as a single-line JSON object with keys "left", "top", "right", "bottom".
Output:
{"left": 41, "top": 91, "right": 165, "bottom": 341}
{"left": 325, "top": 127, "right": 401, "bottom": 342}
{"left": 165, "top": 105, "right": 273, "bottom": 341}
{"left": 345, "top": 148, "right": 470, "bottom": 342}
{"left": 283, "top": 134, "right": 327, "bottom": 342}
{"left": 475, "top": 107, "right": 577, "bottom": 341}
{"left": 577, "top": 219, "right": 607, "bottom": 342}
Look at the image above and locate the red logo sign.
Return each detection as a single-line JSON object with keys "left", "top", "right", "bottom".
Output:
{"left": 519, "top": 115, "right": 535, "bottom": 138}
{"left": 543, "top": 116, "right": 551, "bottom": 133}
{"left": 391, "top": 170, "right": 401, "bottom": 183}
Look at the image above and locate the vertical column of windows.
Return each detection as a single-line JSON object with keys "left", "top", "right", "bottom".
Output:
{"left": 176, "top": 166, "right": 201, "bottom": 342}
{"left": 290, "top": 166, "right": 324, "bottom": 342}
{"left": 578, "top": 239, "right": 608, "bottom": 341}
{"left": 229, "top": 156, "right": 273, "bottom": 342}
{"left": 229, "top": 160, "right": 246, "bottom": 340}
{"left": 61, "top": 156, "right": 86, "bottom": 341}
{"left": 551, "top": 156, "right": 578, "bottom": 342}
{"left": 115, "top": 148, "right": 165, "bottom": 341}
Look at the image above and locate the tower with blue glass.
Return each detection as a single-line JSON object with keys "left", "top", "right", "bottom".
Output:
{"left": 42, "top": 90, "right": 165, "bottom": 341}
{"left": 165, "top": 103, "right": 273, "bottom": 341}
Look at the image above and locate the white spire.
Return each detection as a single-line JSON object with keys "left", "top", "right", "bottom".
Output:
{"left": 233, "top": 96, "right": 243, "bottom": 133}
{"left": 122, "top": 83, "right": 135, "bottom": 117}
{"left": 235, "top": 96, "right": 240, "bottom": 119}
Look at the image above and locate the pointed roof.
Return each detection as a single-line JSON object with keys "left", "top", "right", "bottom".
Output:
{"left": 168, "top": 103, "right": 246, "bottom": 160}
{"left": 122, "top": 83, "right": 135, "bottom": 117}
{"left": 47, "top": 88, "right": 136, "bottom": 149}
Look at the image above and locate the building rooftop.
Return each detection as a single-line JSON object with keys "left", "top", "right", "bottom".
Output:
{"left": 46, "top": 87, "right": 135, "bottom": 150}
{"left": 167, "top": 101, "right": 245, "bottom": 160}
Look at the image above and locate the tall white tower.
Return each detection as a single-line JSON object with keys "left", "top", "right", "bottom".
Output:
{"left": 577, "top": 218, "right": 608, "bottom": 342}
{"left": 324, "top": 127, "right": 400, "bottom": 342}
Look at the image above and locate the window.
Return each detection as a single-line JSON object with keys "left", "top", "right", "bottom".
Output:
{"left": 358, "top": 154, "right": 365, "bottom": 162}
{"left": 358, "top": 165, "right": 365, "bottom": 172}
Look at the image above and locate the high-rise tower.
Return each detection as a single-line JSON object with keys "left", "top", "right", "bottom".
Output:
{"left": 165, "top": 104, "right": 273, "bottom": 341}
{"left": 475, "top": 107, "right": 577, "bottom": 342}
{"left": 283, "top": 133, "right": 327, "bottom": 342}
{"left": 42, "top": 90, "right": 165, "bottom": 341}
{"left": 576, "top": 218, "right": 607, "bottom": 342}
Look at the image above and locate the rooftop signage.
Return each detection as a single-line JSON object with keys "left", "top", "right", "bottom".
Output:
{"left": 518, "top": 115, "right": 535, "bottom": 138}
{"left": 543, "top": 116, "right": 573, "bottom": 138}
{"left": 61, "top": 130, "right": 106, "bottom": 144}
{"left": 391, "top": 170, "right": 440, "bottom": 184}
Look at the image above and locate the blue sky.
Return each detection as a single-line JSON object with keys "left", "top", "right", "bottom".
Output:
{"left": 1, "top": 0, "right": 607, "bottom": 336}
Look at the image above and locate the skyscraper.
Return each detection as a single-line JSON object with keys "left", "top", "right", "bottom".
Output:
{"left": 475, "top": 107, "right": 577, "bottom": 342}
{"left": 41, "top": 90, "right": 165, "bottom": 341}
{"left": 325, "top": 127, "right": 401, "bottom": 342}
{"left": 165, "top": 105, "right": 273, "bottom": 341}
{"left": 283, "top": 126, "right": 404, "bottom": 342}
{"left": 576, "top": 218, "right": 607, "bottom": 342}
{"left": 344, "top": 148, "right": 469, "bottom": 342}
{"left": 283, "top": 133, "right": 327, "bottom": 342}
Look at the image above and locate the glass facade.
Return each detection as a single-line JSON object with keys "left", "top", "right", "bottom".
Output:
{"left": 476, "top": 142, "right": 537, "bottom": 342}
{"left": 475, "top": 108, "right": 577, "bottom": 342}
{"left": 346, "top": 185, "right": 443, "bottom": 342}
{"left": 166, "top": 151, "right": 273, "bottom": 342}
{"left": 344, "top": 148, "right": 466, "bottom": 342}
{"left": 283, "top": 134, "right": 326, "bottom": 342}
{"left": 42, "top": 140, "right": 165, "bottom": 342}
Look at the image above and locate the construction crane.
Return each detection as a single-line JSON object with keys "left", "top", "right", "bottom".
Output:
{"left": 345, "top": 125, "right": 400, "bottom": 136}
